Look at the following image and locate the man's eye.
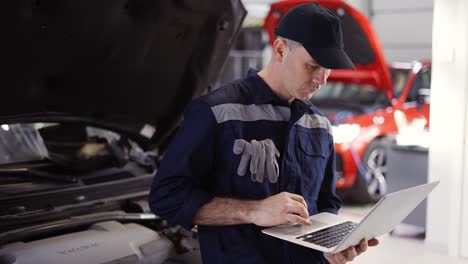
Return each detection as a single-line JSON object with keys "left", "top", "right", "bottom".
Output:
{"left": 306, "top": 64, "right": 318, "bottom": 70}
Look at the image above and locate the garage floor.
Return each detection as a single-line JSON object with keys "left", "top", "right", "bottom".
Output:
{"left": 340, "top": 205, "right": 468, "bottom": 264}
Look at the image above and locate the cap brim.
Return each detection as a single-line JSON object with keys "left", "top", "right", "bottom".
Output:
{"left": 303, "top": 46, "right": 356, "bottom": 70}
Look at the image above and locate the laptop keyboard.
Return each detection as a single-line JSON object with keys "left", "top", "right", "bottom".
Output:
{"left": 296, "top": 221, "right": 357, "bottom": 248}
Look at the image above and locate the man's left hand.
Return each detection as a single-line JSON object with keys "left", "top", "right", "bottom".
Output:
{"left": 323, "top": 238, "right": 379, "bottom": 264}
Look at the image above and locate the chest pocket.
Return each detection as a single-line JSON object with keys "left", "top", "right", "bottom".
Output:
{"left": 297, "top": 131, "right": 330, "bottom": 203}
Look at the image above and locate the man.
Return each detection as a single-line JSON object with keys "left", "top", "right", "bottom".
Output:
{"left": 149, "top": 3, "right": 378, "bottom": 264}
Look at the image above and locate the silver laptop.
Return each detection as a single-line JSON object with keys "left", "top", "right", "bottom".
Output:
{"left": 262, "top": 181, "right": 439, "bottom": 254}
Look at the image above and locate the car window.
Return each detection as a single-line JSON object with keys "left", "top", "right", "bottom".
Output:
{"left": 312, "top": 82, "right": 382, "bottom": 105}
{"left": 406, "top": 68, "right": 431, "bottom": 102}
{"left": 390, "top": 68, "right": 411, "bottom": 98}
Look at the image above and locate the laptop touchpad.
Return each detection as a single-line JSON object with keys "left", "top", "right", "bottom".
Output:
{"left": 274, "top": 220, "right": 329, "bottom": 236}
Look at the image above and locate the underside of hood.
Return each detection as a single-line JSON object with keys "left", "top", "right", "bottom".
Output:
{"left": 264, "top": 0, "right": 393, "bottom": 99}
{"left": 0, "top": 0, "right": 246, "bottom": 149}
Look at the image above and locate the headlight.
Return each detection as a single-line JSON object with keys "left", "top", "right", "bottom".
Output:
{"left": 332, "top": 124, "right": 361, "bottom": 144}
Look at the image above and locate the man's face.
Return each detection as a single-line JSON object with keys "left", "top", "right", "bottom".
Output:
{"left": 281, "top": 44, "right": 331, "bottom": 101}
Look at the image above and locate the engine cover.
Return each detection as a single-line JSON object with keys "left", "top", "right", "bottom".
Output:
{"left": 0, "top": 221, "right": 173, "bottom": 264}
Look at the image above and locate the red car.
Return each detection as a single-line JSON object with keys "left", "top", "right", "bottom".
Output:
{"left": 264, "top": 0, "right": 431, "bottom": 203}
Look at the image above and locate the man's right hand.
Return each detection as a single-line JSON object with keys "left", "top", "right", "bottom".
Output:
{"left": 250, "top": 192, "right": 311, "bottom": 227}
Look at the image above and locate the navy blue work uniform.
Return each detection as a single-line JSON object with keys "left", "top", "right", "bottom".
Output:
{"left": 149, "top": 69, "right": 342, "bottom": 264}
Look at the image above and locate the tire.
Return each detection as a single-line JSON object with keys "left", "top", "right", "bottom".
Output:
{"left": 349, "top": 138, "right": 389, "bottom": 204}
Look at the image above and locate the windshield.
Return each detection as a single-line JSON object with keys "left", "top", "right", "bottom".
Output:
{"left": 0, "top": 123, "right": 122, "bottom": 166}
{"left": 0, "top": 124, "right": 49, "bottom": 165}
{"left": 390, "top": 68, "right": 411, "bottom": 98}
{"left": 311, "top": 82, "right": 384, "bottom": 106}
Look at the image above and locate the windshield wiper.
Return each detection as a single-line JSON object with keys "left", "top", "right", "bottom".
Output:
{"left": 0, "top": 166, "right": 78, "bottom": 184}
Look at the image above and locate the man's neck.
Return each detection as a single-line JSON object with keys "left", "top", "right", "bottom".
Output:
{"left": 257, "top": 65, "right": 294, "bottom": 104}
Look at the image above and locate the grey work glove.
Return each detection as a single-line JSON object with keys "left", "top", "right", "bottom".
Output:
{"left": 233, "top": 139, "right": 280, "bottom": 183}
{"left": 263, "top": 139, "right": 280, "bottom": 183}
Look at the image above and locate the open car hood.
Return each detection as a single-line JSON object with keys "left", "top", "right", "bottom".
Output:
{"left": 264, "top": 0, "right": 393, "bottom": 99}
{"left": 0, "top": 0, "right": 246, "bottom": 149}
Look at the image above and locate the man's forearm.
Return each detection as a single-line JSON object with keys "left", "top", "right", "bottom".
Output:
{"left": 193, "top": 192, "right": 311, "bottom": 227}
{"left": 193, "top": 197, "right": 259, "bottom": 226}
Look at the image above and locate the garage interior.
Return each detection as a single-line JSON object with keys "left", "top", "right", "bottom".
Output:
{"left": 235, "top": 0, "right": 468, "bottom": 263}
{"left": 1, "top": 0, "right": 467, "bottom": 263}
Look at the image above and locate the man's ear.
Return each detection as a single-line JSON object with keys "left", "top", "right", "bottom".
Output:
{"left": 272, "top": 38, "right": 287, "bottom": 63}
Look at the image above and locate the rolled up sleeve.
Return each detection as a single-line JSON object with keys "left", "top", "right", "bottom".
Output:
{"left": 149, "top": 99, "right": 216, "bottom": 230}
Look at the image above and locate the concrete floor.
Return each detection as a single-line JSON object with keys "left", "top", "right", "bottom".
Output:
{"left": 339, "top": 204, "right": 468, "bottom": 264}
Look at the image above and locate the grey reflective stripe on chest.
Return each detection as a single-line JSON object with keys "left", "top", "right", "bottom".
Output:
{"left": 295, "top": 114, "right": 332, "bottom": 135}
{"left": 210, "top": 103, "right": 290, "bottom": 123}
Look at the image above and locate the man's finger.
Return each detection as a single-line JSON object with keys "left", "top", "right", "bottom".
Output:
{"left": 356, "top": 239, "right": 368, "bottom": 254}
{"left": 368, "top": 238, "right": 379, "bottom": 247}
{"left": 287, "top": 193, "right": 308, "bottom": 209}
{"left": 286, "top": 213, "right": 311, "bottom": 226}
{"left": 323, "top": 253, "right": 333, "bottom": 263}
{"left": 346, "top": 246, "right": 358, "bottom": 261}
{"left": 287, "top": 200, "right": 309, "bottom": 220}
{"left": 334, "top": 252, "right": 346, "bottom": 264}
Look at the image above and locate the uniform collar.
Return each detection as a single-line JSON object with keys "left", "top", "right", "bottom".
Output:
{"left": 246, "top": 68, "right": 289, "bottom": 107}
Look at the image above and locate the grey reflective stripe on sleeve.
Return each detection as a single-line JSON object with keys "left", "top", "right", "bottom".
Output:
{"left": 210, "top": 103, "right": 290, "bottom": 124}
{"left": 295, "top": 114, "right": 332, "bottom": 135}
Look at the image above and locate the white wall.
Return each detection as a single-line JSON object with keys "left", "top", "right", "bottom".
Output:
{"left": 427, "top": 0, "right": 468, "bottom": 258}
{"left": 345, "top": 0, "right": 370, "bottom": 16}
{"left": 371, "top": 0, "right": 433, "bottom": 62}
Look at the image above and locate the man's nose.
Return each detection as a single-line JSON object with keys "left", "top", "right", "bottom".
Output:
{"left": 311, "top": 67, "right": 329, "bottom": 85}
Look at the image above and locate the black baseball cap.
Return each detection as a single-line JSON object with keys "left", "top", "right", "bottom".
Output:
{"left": 274, "top": 2, "right": 355, "bottom": 70}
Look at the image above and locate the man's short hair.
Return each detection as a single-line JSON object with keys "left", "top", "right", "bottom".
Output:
{"left": 276, "top": 36, "right": 302, "bottom": 50}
